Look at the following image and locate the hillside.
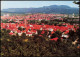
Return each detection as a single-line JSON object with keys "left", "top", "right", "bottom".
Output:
{"left": 1, "top": 5, "right": 79, "bottom": 14}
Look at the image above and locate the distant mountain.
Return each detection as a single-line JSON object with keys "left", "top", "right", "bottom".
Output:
{"left": 1, "top": 5, "right": 79, "bottom": 14}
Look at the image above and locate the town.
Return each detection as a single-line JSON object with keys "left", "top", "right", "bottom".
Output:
{"left": 1, "top": 13, "right": 80, "bottom": 56}
{"left": 1, "top": 1, "right": 80, "bottom": 56}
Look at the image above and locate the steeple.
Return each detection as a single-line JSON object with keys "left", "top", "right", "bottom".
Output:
{"left": 72, "top": 13, "right": 75, "bottom": 18}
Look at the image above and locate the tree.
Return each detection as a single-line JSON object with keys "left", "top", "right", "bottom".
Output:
{"left": 21, "top": 33, "right": 26, "bottom": 39}
{"left": 18, "top": 27, "right": 23, "bottom": 31}
{"left": 6, "top": 29, "right": 11, "bottom": 33}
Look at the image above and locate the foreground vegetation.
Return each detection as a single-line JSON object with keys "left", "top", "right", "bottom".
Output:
{"left": 1, "top": 28, "right": 80, "bottom": 56}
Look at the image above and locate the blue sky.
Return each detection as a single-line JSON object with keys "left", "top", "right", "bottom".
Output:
{"left": 1, "top": 1, "right": 79, "bottom": 10}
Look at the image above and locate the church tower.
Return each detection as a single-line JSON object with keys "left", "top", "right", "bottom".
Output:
{"left": 72, "top": 13, "right": 75, "bottom": 18}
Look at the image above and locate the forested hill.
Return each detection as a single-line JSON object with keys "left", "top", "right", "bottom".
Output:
{"left": 1, "top": 5, "right": 79, "bottom": 14}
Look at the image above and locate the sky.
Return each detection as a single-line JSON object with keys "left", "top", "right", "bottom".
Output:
{"left": 1, "top": 1, "right": 79, "bottom": 10}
